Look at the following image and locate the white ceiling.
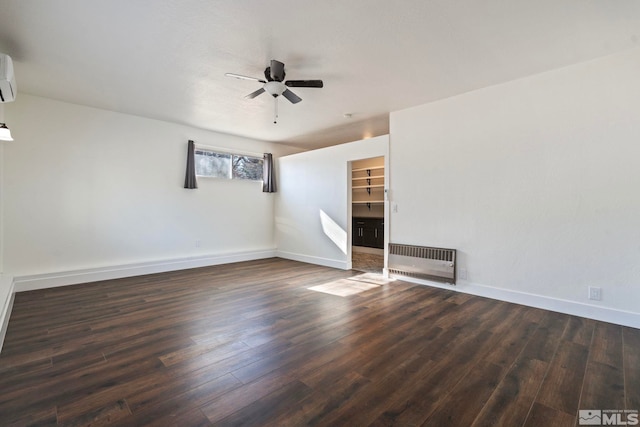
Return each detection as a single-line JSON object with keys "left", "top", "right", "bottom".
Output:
{"left": 1, "top": 1, "right": 639, "bottom": 149}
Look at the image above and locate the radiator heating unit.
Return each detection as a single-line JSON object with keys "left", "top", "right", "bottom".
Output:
{"left": 388, "top": 243, "right": 457, "bottom": 284}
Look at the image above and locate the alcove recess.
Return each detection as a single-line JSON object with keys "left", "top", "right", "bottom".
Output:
{"left": 352, "top": 157, "right": 384, "bottom": 219}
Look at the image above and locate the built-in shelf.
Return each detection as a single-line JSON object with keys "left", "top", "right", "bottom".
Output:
{"left": 352, "top": 166, "right": 385, "bottom": 173}
{"left": 352, "top": 184, "right": 385, "bottom": 189}
{"left": 352, "top": 160, "right": 385, "bottom": 212}
{"left": 352, "top": 175, "right": 384, "bottom": 181}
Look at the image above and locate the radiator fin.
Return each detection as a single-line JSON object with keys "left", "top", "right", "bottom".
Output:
{"left": 388, "top": 243, "right": 456, "bottom": 284}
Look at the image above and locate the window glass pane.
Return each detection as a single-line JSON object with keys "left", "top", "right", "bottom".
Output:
{"left": 195, "top": 150, "right": 231, "bottom": 178}
{"left": 232, "top": 155, "right": 264, "bottom": 181}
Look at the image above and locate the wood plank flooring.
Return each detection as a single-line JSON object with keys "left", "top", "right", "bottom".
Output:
{"left": 351, "top": 252, "right": 384, "bottom": 274}
{"left": 0, "top": 258, "right": 638, "bottom": 426}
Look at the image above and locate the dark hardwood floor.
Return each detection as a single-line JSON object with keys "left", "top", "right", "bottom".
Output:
{"left": 352, "top": 252, "right": 384, "bottom": 274}
{"left": 0, "top": 258, "right": 638, "bottom": 426}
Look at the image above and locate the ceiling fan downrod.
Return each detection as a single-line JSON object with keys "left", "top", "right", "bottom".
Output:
{"left": 274, "top": 96, "right": 278, "bottom": 124}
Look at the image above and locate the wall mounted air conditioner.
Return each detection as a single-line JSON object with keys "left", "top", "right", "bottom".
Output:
{"left": 0, "top": 53, "right": 17, "bottom": 103}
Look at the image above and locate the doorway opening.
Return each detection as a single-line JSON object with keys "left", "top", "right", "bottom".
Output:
{"left": 350, "top": 156, "right": 385, "bottom": 274}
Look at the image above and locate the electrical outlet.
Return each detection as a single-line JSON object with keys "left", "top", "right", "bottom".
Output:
{"left": 195, "top": 239, "right": 201, "bottom": 248}
{"left": 458, "top": 268, "right": 467, "bottom": 280}
{"left": 588, "top": 286, "right": 602, "bottom": 301}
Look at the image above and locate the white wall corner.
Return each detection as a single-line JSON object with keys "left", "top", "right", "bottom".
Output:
{"left": 275, "top": 134, "right": 389, "bottom": 273}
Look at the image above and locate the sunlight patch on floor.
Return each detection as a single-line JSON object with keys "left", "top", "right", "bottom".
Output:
{"left": 307, "top": 273, "right": 394, "bottom": 297}
{"left": 308, "top": 279, "right": 379, "bottom": 296}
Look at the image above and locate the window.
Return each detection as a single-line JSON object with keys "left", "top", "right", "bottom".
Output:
{"left": 195, "top": 148, "right": 263, "bottom": 181}
{"left": 195, "top": 150, "right": 231, "bottom": 178}
{"left": 232, "top": 155, "right": 263, "bottom": 181}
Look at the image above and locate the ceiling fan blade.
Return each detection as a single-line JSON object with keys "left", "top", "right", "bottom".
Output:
{"left": 225, "top": 73, "right": 266, "bottom": 83}
{"left": 245, "top": 88, "right": 265, "bottom": 99}
{"left": 270, "top": 60, "right": 285, "bottom": 82}
{"left": 285, "top": 80, "right": 324, "bottom": 88}
{"left": 282, "top": 88, "right": 302, "bottom": 104}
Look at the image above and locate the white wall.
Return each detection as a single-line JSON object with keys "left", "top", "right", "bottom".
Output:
{"left": 390, "top": 48, "right": 640, "bottom": 326}
{"left": 275, "top": 135, "right": 388, "bottom": 269}
{"left": 0, "top": 103, "right": 15, "bottom": 353}
{"left": 0, "top": 102, "right": 4, "bottom": 274}
{"left": 2, "top": 94, "right": 300, "bottom": 282}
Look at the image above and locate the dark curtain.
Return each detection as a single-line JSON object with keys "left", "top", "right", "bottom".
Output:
{"left": 262, "top": 153, "right": 277, "bottom": 193}
{"left": 184, "top": 140, "right": 198, "bottom": 189}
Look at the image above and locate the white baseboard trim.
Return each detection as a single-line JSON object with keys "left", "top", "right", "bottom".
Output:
{"left": 392, "top": 275, "right": 640, "bottom": 329}
{"left": 0, "top": 276, "right": 15, "bottom": 354}
{"left": 13, "top": 249, "right": 277, "bottom": 293}
{"left": 276, "top": 251, "right": 349, "bottom": 270}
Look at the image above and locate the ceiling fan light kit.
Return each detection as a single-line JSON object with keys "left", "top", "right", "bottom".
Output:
{"left": 225, "top": 59, "right": 323, "bottom": 123}
{"left": 0, "top": 123, "right": 14, "bottom": 141}
{"left": 264, "top": 81, "right": 285, "bottom": 97}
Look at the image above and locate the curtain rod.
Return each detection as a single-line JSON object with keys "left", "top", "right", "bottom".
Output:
{"left": 193, "top": 141, "right": 264, "bottom": 158}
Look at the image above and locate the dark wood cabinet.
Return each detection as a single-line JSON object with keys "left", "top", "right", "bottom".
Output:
{"left": 353, "top": 219, "right": 366, "bottom": 246}
{"left": 353, "top": 217, "right": 384, "bottom": 249}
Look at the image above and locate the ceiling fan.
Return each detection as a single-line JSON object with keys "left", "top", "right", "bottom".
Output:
{"left": 225, "top": 59, "right": 323, "bottom": 123}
